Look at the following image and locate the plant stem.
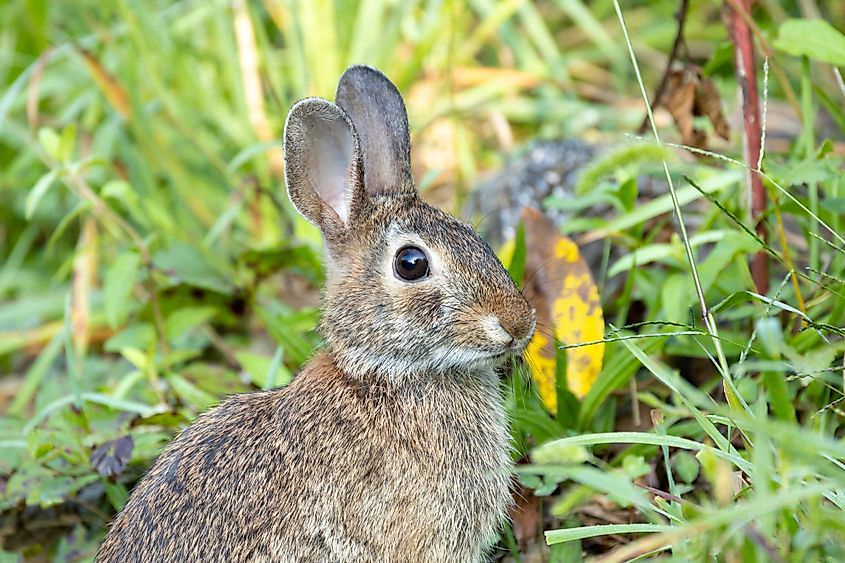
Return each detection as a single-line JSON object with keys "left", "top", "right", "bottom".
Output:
{"left": 725, "top": 0, "right": 768, "bottom": 295}
{"left": 801, "top": 57, "right": 819, "bottom": 280}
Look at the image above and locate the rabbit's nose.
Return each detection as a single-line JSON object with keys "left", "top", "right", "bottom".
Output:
{"left": 496, "top": 298, "right": 536, "bottom": 344}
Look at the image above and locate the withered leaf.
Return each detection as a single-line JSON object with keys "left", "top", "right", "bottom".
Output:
{"left": 694, "top": 76, "right": 730, "bottom": 140}
{"left": 90, "top": 435, "right": 134, "bottom": 480}
{"left": 665, "top": 70, "right": 704, "bottom": 149}
{"left": 662, "top": 67, "right": 730, "bottom": 150}
{"left": 78, "top": 48, "right": 131, "bottom": 119}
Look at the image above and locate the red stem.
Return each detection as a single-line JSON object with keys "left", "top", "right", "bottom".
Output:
{"left": 725, "top": 0, "right": 768, "bottom": 295}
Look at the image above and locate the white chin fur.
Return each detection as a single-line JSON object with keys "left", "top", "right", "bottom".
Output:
{"left": 335, "top": 346, "right": 508, "bottom": 380}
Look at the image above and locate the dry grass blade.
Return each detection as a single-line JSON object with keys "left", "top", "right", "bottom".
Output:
{"left": 78, "top": 48, "right": 131, "bottom": 118}
{"left": 232, "top": 0, "right": 282, "bottom": 178}
{"left": 72, "top": 217, "right": 97, "bottom": 358}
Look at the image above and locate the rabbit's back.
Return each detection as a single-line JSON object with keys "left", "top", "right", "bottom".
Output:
{"left": 97, "top": 353, "right": 511, "bottom": 562}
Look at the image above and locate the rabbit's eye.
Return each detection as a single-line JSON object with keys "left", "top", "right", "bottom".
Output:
{"left": 394, "top": 246, "right": 430, "bottom": 281}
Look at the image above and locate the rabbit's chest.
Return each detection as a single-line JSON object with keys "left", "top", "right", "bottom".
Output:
{"left": 369, "top": 377, "right": 513, "bottom": 554}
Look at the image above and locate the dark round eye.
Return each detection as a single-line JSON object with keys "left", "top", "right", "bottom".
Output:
{"left": 394, "top": 246, "right": 430, "bottom": 281}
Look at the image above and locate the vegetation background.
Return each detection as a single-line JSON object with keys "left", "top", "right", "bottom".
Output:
{"left": 1, "top": 0, "right": 844, "bottom": 560}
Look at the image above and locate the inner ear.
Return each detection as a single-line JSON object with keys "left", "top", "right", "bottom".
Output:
{"left": 283, "top": 98, "right": 364, "bottom": 234}
{"left": 335, "top": 65, "right": 415, "bottom": 198}
{"left": 301, "top": 112, "right": 353, "bottom": 222}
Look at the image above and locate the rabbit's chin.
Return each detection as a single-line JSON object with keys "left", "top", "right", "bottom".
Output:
{"left": 332, "top": 345, "right": 523, "bottom": 380}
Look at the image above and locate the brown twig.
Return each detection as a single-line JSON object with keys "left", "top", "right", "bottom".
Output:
{"left": 26, "top": 48, "right": 53, "bottom": 132}
{"left": 724, "top": 0, "right": 769, "bottom": 295}
{"left": 635, "top": 483, "right": 689, "bottom": 505}
{"left": 637, "top": 0, "right": 689, "bottom": 135}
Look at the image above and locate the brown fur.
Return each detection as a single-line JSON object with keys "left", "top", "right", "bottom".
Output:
{"left": 97, "top": 66, "right": 535, "bottom": 562}
{"left": 97, "top": 355, "right": 511, "bottom": 561}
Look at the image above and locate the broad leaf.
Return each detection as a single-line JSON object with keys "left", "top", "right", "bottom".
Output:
{"left": 774, "top": 19, "right": 845, "bottom": 66}
{"left": 103, "top": 251, "right": 140, "bottom": 329}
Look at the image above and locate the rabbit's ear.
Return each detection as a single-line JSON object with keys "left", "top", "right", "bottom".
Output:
{"left": 283, "top": 98, "right": 365, "bottom": 237}
{"left": 335, "top": 65, "right": 415, "bottom": 197}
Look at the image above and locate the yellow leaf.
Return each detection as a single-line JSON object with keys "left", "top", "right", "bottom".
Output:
{"left": 525, "top": 330, "right": 556, "bottom": 406}
{"left": 517, "top": 208, "right": 605, "bottom": 411}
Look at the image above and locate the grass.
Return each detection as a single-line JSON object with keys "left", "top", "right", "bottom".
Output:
{"left": 1, "top": 0, "right": 845, "bottom": 560}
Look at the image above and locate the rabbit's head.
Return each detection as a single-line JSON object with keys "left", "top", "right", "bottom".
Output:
{"left": 284, "top": 66, "right": 535, "bottom": 379}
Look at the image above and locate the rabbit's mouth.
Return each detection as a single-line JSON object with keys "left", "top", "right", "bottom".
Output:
{"left": 487, "top": 342, "right": 530, "bottom": 365}
{"left": 489, "top": 351, "right": 514, "bottom": 366}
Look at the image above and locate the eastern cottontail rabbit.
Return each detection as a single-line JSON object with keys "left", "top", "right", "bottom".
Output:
{"left": 97, "top": 65, "right": 535, "bottom": 562}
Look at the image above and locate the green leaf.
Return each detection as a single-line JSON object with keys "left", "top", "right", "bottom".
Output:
{"left": 235, "top": 350, "right": 275, "bottom": 388}
{"left": 762, "top": 371, "right": 796, "bottom": 424}
{"left": 37, "top": 127, "right": 61, "bottom": 160}
{"left": 58, "top": 123, "right": 76, "bottom": 162}
{"left": 104, "top": 252, "right": 141, "bottom": 329}
{"left": 662, "top": 273, "right": 692, "bottom": 324}
{"left": 673, "top": 451, "right": 700, "bottom": 484}
{"left": 262, "top": 346, "right": 292, "bottom": 390}
{"left": 755, "top": 317, "right": 784, "bottom": 360}
{"left": 545, "top": 523, "right": 671, "bottom": 545}
{"left": 543, "top": 432, "right": 752, "bottom": 474}
{"left": 767, "top": 158, "right": 838, "bottom": 187}
{"left": 702, "top": 41, "right": 735, "bottom": 77}
{"left": 23, "top": 392, "right": 160, "bottom": 434}
{"left": 774, "top": 18, "right": 845, "bottom": 66}
{"left": 573, "top": 143, "right": 669, "bottom": 195}
{"left": 621, "top": 454, "right": 650, "bottom": 480}
{"left": 531, "top": 441, "right": 589, "bottom": 465}
{"left": 578, "top": 337, "right": 665, "bottom": 428}
{"left": 617, "top": 176, "right": 638, "bottom": 211}
{"left": 154, "top": 243, "right": 233, "bottom": 295}
{"left": 119, "top": 347, "right": 149, "bottom": 372}
{"left": 618, "top": 338, "right": 742, "bottom": 460}
{"left": 588, "top": 170, "right": 742, "bottom": 238}
{"left": 168, "top": 373, "right": 218, "bottom": 411}
{"left": 25, "top": 169, "right": 58, "bottom": 219}
{"left": 549, "top": 537, "right": 583, "bottom": 563}
{"left": 227, "top": 140, "right": 283, "bottom": 171}
{"left": 105, "top": 323, "right": 155, "bottom": 353}
{"left": 8, "top": 331, "right": 63, "bottom": 416}
{"left": 27, "top": 474, "right": 99, "bottom": 507}
{"left": 820, "top": 198, "right": 845, "bottom": 214}
{"left": 101, "top": 179, "right": 138, "bottom": 206}
{"left": 104, "top": 482, "right": 129, "bottom": 511}
{"left": 165, "top": 306, "right": 217, "bottom": 341}
{"left": 256, "top": 304, "right": 319, "bottom": 366}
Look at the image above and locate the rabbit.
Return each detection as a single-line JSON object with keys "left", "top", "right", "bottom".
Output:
{"left": 96, "top": 65, "right": 536, "bottom": 563}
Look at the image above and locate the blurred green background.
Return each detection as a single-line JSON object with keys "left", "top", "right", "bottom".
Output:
{"left": 2, "top": 0, "right": 845, "bottom": 561}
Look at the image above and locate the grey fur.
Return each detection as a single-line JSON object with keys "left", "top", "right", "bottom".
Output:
{"left": 335, "top": 65, "right": 414, "bottom": 197}
{"left": 97, "top": 66, "right": 536, "bottom": 563}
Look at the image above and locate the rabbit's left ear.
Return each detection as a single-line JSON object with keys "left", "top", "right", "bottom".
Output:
{"left": 283, "top": 97, "right": 366, "bottom": 242}
{"left": 336, "top": 65, "right": 416, "bottom": 198}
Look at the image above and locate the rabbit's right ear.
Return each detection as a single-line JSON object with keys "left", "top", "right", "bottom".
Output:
{"left": 283, "top": 98, "right": 365, "bottom": 241}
